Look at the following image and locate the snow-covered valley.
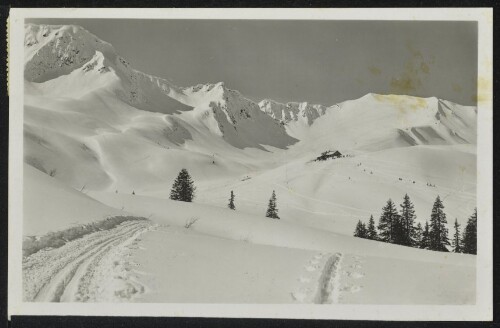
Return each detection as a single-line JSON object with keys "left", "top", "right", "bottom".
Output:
{"left": 21, "top": 23, "right": 477, "bottom": 305}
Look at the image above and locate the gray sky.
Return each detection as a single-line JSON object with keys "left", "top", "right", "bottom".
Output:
{"left": 27, "top": 19, "right": 478, "bottom": 106}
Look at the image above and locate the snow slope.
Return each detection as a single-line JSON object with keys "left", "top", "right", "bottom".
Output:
{"left": 20, "top": 23, "right": 478, "bottom": 305}
{"left": 23, "top": 25, "right": 476, "bottom": 201}
{"left": 194, "top": 144, "right": 476, "bottom": 236}
{"left": 23, "top": 189, "right": 475, "bottom": 304}
{"left": 23, "top": 163, "right": 126, "bottom": 237}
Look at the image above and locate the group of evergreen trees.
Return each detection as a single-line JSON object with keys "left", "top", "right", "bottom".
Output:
{"left": 169, "top": 169, "right": 280, "bottom": 219}
{"left": 168, "top": 169, "right": 477, "bottom": 254}
{"left": 455, "top": 209, "right": 477, "bottom": 254}
{"left": 354, "top": 194, "right": 477, "bottom": 254}
{"left": 354, "top": 215, "right": 377, "bottom": 240}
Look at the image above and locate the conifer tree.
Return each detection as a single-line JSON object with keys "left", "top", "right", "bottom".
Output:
{"left": 265, "top": 190, "right": 280, "bottom": 219}
{"left": 353, "top": 220, "right": 367, "bottom": 238}
{"left": 366, "top": 215, "right": 378, "bottom": 240}
{"left": 399, "top": 194, "right": 417, "bottom": 246}
{"left": 452, "top": 218, "right": 462, "bottom": 253}
{"left": 392, "top": 216, "right": 407, "bottom": 246}
{"left": 228, "top": 190, "right": 235, "bottom": 210}
{"left": 377, "top": 199, "right": 399, "bottom": 243}
{"left": 429, "top": 196, "right": 450, "bottom": 252}
{"left": 420, "top": 221, "right": 431, "bottom": 249}
{"left": 414, "top": 222, "right": 423, "bottom": 248}
{"left": 462, "top": 208, "right": 477, "bottom": 255}
{"left": 169, "top": 169, "right": 196, "bottom": 202}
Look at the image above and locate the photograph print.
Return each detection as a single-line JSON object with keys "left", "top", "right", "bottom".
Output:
{"left": 8, "top": 8, "right": 493, "bottom": 321}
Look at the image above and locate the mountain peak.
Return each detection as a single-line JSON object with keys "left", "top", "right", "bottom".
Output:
{"left": 24, "top": 24, "right": 117, "bottom": 83}
{"left": 258, "top": 99, "right": 328, "bottom": 126}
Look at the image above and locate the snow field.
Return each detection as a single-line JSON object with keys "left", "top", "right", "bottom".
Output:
{"left": 23, "top": 164, "right": 127, "bottom": 237}
{"left": 19, "top": 23, "right": 479, "bottom": 305}
{"left": 83, "top": 191, "right": 475, "bottom": 304}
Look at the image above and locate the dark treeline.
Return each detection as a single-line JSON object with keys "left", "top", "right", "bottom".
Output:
{"left": 353, "top": 194, "right": 477, "bottom": 254}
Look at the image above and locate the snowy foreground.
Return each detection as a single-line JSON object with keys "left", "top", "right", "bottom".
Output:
{"left": 23, "top": 165, "right": 475, "bottom": 304}
{"left": 21, "top": 24, "right": 477, "bottom": 304}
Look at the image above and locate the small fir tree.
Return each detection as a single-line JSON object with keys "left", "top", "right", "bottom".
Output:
{"left": 169, "top": 169, "right": 196, "bottom": 202}
{"left": 366, "top": 215, "right": 378, "bottom": 240}
{"left": 378, "top": 199, "right": 399, "bottom": 243}
{"left": 420, "top": 221, "right": 431, "bottom": 249}
{"left": 392, "top": 216, "right": 406, "bottom": 246}
{"left": 354, "top": 220, "right": 368, "bottom": 238}
{"left": 414, "top": 222, "right": 423, "bottom": 248}
{"left": 228, "top": 190, "right": 236, "bottom": 210}
{"left": 265, "top": 190, "right": 280, "bottom": 219}
{"left": 452, "top": 218, "right": 462, "bottom": 253}
{"left": 429, "top": 196, "right": 450, "bottom": 252}
{"left": 462, "top": 208, "right": 477, "bottom": 255}
{"left": 399, "top": 194, "right": 417, "bottom": 246}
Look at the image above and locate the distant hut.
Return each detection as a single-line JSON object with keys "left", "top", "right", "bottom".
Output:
{"left": 316, "top": 150, "right": 343, "bottom": 161}
{"left": 331, "top": 150, "right": 342, "bottom": 158}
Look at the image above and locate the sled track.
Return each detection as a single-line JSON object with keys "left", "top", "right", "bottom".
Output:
{"left": 23, "top": 220, "right": 153, "bottom": 302}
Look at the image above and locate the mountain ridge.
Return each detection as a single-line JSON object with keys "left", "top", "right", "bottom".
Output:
{"left": 23, "top": 23, "right": 477, "bottom": 193}
{"left": 24, "top": 23, "right": 475, "bottom": 127}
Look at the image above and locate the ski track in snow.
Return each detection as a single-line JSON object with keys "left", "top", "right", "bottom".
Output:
{"left": 23, "top": 220, "right": 154, "bottom": 302}
{"left": 313, "top": 253, "right": 344, "bottom": 304}
{"left": 292, "top": 252, "right": 345, "bottom": 304}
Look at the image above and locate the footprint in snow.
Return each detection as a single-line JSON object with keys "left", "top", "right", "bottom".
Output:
{"left": 298, "top": 276, "right": 311, "bottom": 283}
{"left": 305, "top": 265, "right": 319, "bottom": 272}
{"left": 350, "top": 285, "right": 362, "bottom": 293}
{"left": 309, "top": 259, "right": 320, "bottom": 265}
{"left": 291, "top": 291, "right": 307, "bottom": 302}
{"left": 351, "top": 272, "right": 364, "bottom": 279}
{"left": 342, "top": 285, "right": 362, "bottom": 293}
{"left": 128, "top": 261, "right": 140, "bottom": 268}
{"left": 343, "top": 271, "right": 365, "bottom": 279}
{"left": 313, "top": 253, "right": 324, "bottom": 260}
{"left": 132, "top": 269, "right": 151, "bottom": 276}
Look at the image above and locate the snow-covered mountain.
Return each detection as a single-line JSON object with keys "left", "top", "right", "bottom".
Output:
{"left": 20, "top": 23, "right": 479, "bottom": 306}
{"left": 24, "top": 24, "right": 475, "bottom": 152}
{"left": 258, "top": 99, "right": 328, "bottom": 126}
{"left": 23, "top": 23, "right": 477, "bottom": 220}
{"left": 24, "top": 24, "right": 296, "bottom": 151}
